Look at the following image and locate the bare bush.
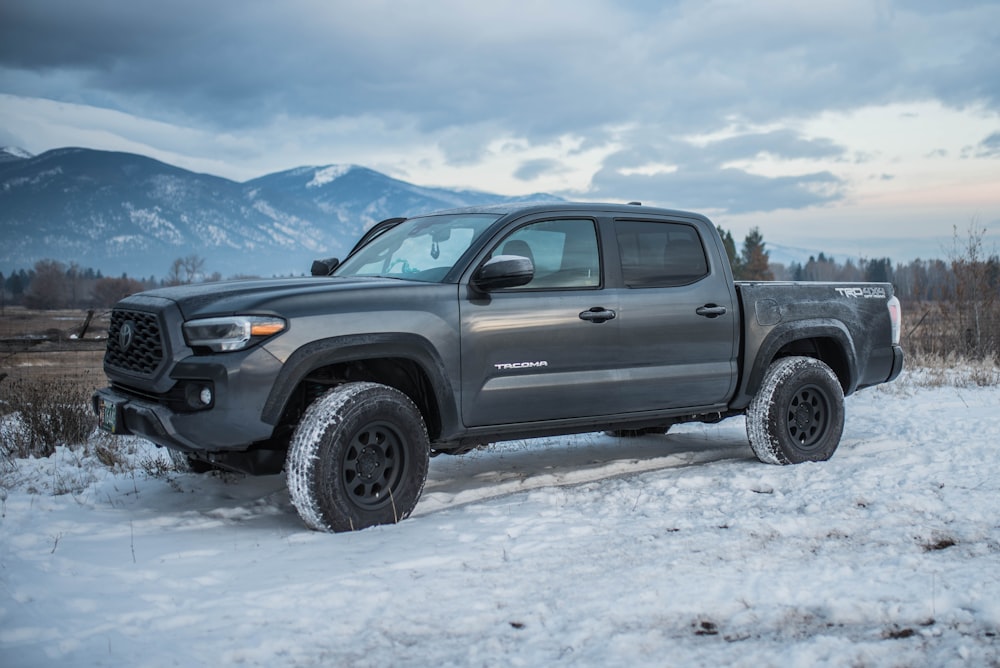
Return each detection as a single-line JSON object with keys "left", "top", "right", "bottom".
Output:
{"left": 903, "top": 301, "right": 959, "bottom": 358}
{"left": 92, "top": 437, "right": 132, "bottom": 470}
{"left": 21, "top": 259, "right": 69, "bottom": 310}
{"left": 0, "top": 374, "right": 96, "bottom": 461}
{"left": 903, "top": 221, "right": 999, "bottom": 361}
{"left": 948, "top": 219, "right": 1000, "bottom": 358}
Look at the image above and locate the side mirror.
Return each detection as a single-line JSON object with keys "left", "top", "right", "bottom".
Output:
{"left": 311, "top": 257, "right": 339, "bottom": 276}
{"left": 472, "top": 255, "right": 534, "bottom": 291}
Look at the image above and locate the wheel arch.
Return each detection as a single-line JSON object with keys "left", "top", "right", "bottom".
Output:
{"left": 261, "top": 333, "right": 459, "bottom": 442}
{"left": 732, "top": 320, "right": 858, "bottom": 410}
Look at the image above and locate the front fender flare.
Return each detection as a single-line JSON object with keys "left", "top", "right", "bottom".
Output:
{"left": 260, "top": 333, "right": 459, "bottom": 437}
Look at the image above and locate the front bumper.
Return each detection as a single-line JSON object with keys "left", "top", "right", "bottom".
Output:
{"left": 93, "top": 345, "right": 285, "bottom": 453}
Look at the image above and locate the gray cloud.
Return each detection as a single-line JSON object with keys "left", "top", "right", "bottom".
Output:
{"left": 584, "top": 162, "right": 844, "bottom": 214}
{"left": 704, "top": 130, "right": 845, "bottom": 162}
{"left": 514, "top": 158, "right": 567, "bottom": 182}
{"left": 975, "top": 132, "right": 1000, "bottom": 158}
{"left": 4, "top": 1, "right": 996, "bottom": 127}
{"left": 577, "top": 129, "right": 848, "bottom": 213}
{"left": 1, "top": 0, "right": 997, "bottom": 214}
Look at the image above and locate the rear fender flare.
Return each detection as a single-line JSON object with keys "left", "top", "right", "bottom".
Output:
{"left": 733, "top": 319, "right": 858, "bottom": 411}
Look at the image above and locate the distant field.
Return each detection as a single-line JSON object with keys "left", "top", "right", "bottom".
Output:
{"left": 0, "top": 307, "right": 109, "bottom": 393}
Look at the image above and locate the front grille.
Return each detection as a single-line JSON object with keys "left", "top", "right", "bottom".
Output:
{"left": 105, "top": 309, "right": 165, "bottom": 375}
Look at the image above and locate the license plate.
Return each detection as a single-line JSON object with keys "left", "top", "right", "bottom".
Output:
{"left": 97, "top": 396, "right": 123, "bottom": 434}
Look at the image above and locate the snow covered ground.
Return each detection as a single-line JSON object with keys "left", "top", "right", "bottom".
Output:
{"left": 2, "top": 371, "right": 999, "bottom": 667}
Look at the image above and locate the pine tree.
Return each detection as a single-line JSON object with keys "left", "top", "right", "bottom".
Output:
{"left": 716, "top": 225, "right": 741, "bottom": 276}
{"left": 739, "top": 227, "right": 774, "bottom": 281}
{"left": 863, "top": 258, "right": 893, "bottom": 283}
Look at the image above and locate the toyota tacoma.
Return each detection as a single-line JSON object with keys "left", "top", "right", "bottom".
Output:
{"left": 94, "top": 202, "right": 904, "bottom": 532}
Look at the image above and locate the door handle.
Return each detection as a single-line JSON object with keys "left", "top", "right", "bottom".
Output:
{"left": 696, "top": 304, "right": 727, "bottom": 318}
{"left": 579, "top": 307, "right": 616, "bottom": 323}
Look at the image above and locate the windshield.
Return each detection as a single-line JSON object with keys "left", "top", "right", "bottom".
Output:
{"left": 334, "top": 213, "right": 501, "bottom": 282}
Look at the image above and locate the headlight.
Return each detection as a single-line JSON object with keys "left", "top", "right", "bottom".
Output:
{"left": 183, "top": 316, "right": 286, "bottom": 352}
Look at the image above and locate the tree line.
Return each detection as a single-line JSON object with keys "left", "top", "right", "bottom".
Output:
{"left": 719, "top": 224, "right": 998, "bottom": 297}
{"left": 723, "top": 222, "right": 999, "bottom": 359}
{"left": 0, "top": 255, "right": 223, "bottom": 311}
{"left": 4, "top": 225, "right": 998, "bottom": 358}
{"left": 718, "top": 226, "right": 908, "bottom": 288}
{"left": 4, "top": 229, "right": 997, "bottom": 308}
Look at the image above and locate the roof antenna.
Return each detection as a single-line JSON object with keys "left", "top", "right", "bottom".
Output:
{"left": 627, "top": 201, "right": 642, "bottom": 206}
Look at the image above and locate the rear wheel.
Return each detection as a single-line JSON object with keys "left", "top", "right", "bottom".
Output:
{"left": 746, "top": 356, "right": 845, "bottom": 465}
{"left": 286, "top": 382, "right": 429, "bottom": 532}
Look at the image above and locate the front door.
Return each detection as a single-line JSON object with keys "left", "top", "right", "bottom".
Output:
{"left": 459, "top": 217, "right": 619, "bottom": 426}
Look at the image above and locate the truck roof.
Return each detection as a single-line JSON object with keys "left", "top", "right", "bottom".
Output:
{"left": 422, "top": 201, "right": 710, "bottom": 222}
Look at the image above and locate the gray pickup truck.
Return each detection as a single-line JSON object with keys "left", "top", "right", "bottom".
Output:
{"left": 94, "top": 202, "right": 904, "bottom": 532}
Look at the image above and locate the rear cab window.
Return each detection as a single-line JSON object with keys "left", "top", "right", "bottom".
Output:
{"left": 614, "top": 220, "right": 709, "bottom": 288}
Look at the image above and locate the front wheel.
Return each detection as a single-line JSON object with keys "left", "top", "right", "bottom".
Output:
{"left": 286, "top": 382, "right": 429, "bottom": 532}
{"left": 746, "top": 356, "right": 845, "bottom": 465}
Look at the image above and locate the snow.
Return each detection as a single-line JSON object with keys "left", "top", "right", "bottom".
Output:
{"left": 2, "top": 373, "right": 999, "bottom": 666}
{"left": 123, "top": 204, "right": 183, "bottom": 245}
{"left": 0, "top": 146, "right": 33, "bottom": 159}
{"left": 5, "top": 166, "right": 63, "bottom": 189}
{"left": 306, "top": 165, "right": 352, "bottom": 188}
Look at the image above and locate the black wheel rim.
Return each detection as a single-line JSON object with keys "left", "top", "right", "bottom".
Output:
{"left": 784, "top": 383, "right": 831, "bottom": 451}
{"left": 341, "top": 420, "right": 408, "bottom": 511}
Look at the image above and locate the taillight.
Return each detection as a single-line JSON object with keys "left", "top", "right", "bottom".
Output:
{"left": 887, "top": 296, "right": 901, "bottom": 345}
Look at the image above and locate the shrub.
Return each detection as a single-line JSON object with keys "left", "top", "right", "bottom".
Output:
{"left": 0, "top": 374, "right": 96, "bottom": 462}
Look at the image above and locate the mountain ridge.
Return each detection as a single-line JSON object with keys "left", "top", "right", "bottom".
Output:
{"left": 0, "top": 146, "right": 893, "bottom": 280}
{"left": 0, "top": 147, "right": 561, "bottom": 278}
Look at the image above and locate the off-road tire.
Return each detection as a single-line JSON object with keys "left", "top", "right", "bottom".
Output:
{"left": 286, "top": 382, "right": 429, "bottom": 532}
{"left": 746, "top": 356, "right": 845, "bottom": 465}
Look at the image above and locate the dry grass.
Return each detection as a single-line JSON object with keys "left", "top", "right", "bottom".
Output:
{"left": 898, "top": 350, "right": 1000, "bottom": 388}
{"left": 1, "top": 351, "right": 106, "bottom": 391}
{"left": 0, "top": 305, "right": 110, "bottom": 339}
{"left": 902, "top": 300, "right": 1000, "bottom": 360}
{"left": 1, "top": 306, "right": 108, "bottom": 398}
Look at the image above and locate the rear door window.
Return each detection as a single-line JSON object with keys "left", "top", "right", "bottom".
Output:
{"left": 614, "top": 220, "right": 709, "bottom": 287}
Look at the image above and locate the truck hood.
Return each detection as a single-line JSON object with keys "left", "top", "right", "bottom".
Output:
{"left": 127, "top": 276, "right": 440, "bottom": 320}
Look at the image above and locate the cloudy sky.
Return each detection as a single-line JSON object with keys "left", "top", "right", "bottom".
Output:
{"left": 1, "top": 0, "right": 998, "bottom": 261}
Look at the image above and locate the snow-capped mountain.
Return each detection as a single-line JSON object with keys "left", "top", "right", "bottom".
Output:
{"left": 244, "top": 163, "right": 556, "bottom": 259}
{"left": 0, "top": 146, "right": 33, "bottom": 163}
{"left": 0, "top": 147, "right": 561, "bottom": 278}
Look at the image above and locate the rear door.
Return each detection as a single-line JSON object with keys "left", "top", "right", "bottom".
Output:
{"left": 609, "top": 217, "right": 739, "bottom": 410}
